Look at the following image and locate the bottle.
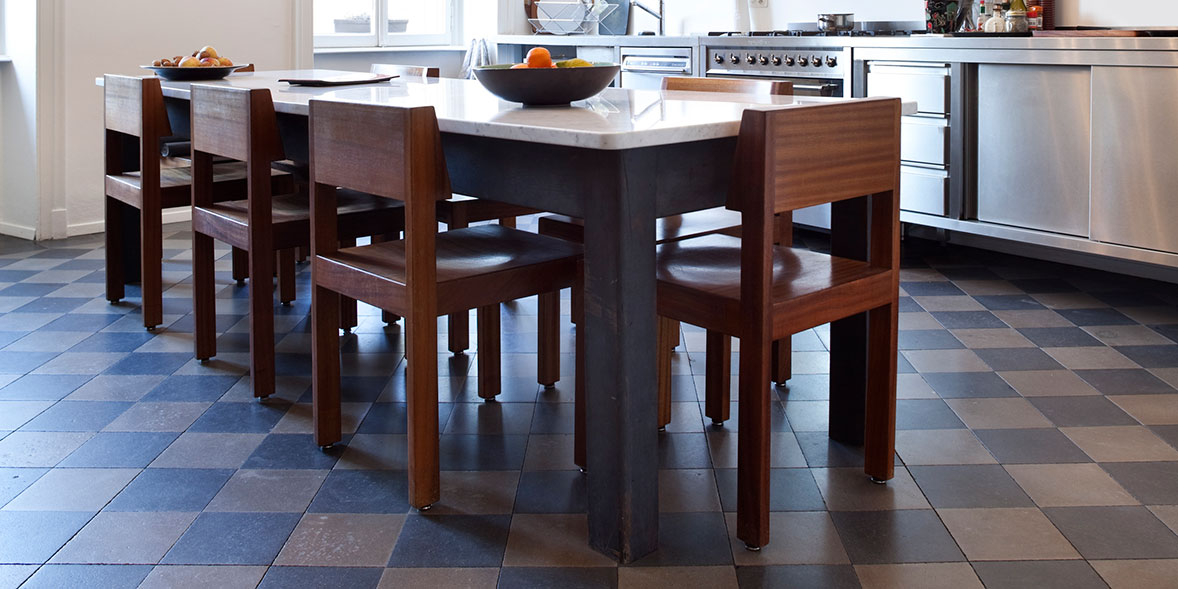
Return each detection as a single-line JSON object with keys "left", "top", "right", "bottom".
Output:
{"left": 984, "top": 2, "right": 1005, "bottom": 32}
{"left": 977, "top": 0, "right": 990, "bottom": 30}
{"left": 1009, "top": 0, "right": 1027, "bottom": 10}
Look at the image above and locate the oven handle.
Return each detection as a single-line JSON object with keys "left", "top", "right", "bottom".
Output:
{"left": 792, "top": 83, "right": 835, "bottom": 93}
{"left": 621, "top": 66, "right": 692, "bottom": 74}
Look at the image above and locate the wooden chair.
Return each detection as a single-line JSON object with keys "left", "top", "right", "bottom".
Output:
{"left": 103, "top": 75, "right": 293, "bottom": 330}
{"left": 369, "top": 63, "right": 545, "bottom": 364}
{"left": 655, "top": 98, "right": 902, "bottom": 549}
{"left": 190, "top": 84, "right": 405, "bottom": 400}
{"left": 540, "top": 76, "right": 794, "bottom": 431}
{"left": 307, "top": 99, "right": 581, "bottom": 510}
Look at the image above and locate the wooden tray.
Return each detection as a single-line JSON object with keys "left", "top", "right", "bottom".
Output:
{"left": 278, "top": 73, "right": 398, "bottom": 87}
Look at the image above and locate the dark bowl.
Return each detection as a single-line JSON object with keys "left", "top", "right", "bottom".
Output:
{"left": 474, "top": 63, "right": 620, "bottom": 106}
{"left": 141, "top": 65, "right": 243, "bottom": 81}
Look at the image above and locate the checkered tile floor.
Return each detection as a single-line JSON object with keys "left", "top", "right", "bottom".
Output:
{"left": 1, "top": 220, "right": 1178, "bottom": 589}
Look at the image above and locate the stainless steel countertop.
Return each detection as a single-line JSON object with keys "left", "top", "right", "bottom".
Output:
{"left": 495, "top": 35, "right": 698, "bottom": 47}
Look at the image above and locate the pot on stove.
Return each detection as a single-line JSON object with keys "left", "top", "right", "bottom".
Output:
{"left": 817, "top": 13, "right": 854, "bottom": 32}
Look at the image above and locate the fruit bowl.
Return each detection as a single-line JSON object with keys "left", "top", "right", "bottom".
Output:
{"left": 474, "top": 63, "right": 619, "bottom": 106}
{"left": 141, "top": 65, "right": 244, "bottom": 81}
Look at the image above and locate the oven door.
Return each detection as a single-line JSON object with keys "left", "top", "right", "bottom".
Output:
{"left": 704, "top": 74, "right": 843, "bottom": 97}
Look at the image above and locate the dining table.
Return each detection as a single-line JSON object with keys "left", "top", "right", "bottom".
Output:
{"left": 100, "top": 69, "right": 915, "bottom": 563}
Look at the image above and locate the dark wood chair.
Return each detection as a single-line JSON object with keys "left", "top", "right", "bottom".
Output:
{"left": 540, "top": 76, "right": 795, "bottom": 427}
{"left": 655, "top": 98, "right": 902, "bottom": 549}
{"left": 370, "top": 62, "right": 543, "bottom": 361}
{"left": 189, "top": 84, "right": 405, "bottom": 400}
{"left": 307, "top": 99, "right": 581, "bottom": 510}
{"left": 103, "top": 74, "right": 293, "bottom": 330}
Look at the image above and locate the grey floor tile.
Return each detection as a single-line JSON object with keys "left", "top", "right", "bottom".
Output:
{"left": 1027, "top": 396, "right": 1140, "bottom": 427}
{"left": 1044, "top": 506, "right": 1178, "bottom": 559}
{"left": 161, "top": 511, "right": 301, "bottom": 565}
{"left": 18, "top": 564, "right": 153, "bottom": 589}
{"left": 1101, "top": 461, "right": 1178, "bottom": 504}
{"left": 971, "top": 560, "right": 1107, "bottom": 589}
{"left": 830, "top": 510, "right": 964, "bottom": 564}
{"left": 714, "top": 468, "right": 826, "bottom": 512}
{"left": 736, "top": 565, "right": 860, "bottom": 589}
{"left": 257, "top": 566, "right": 384, "bottom": 589}
{"left": 0, "top": 511, "right": 94, "bottom": 564}
{"left": 387, "top": 514, "right": 511, "bottom": 568}
{"left": 908, "top": 465, "right": 1033, "bottom": 508}
{"left": 974, "top": 428, "right": 1091, "bottom": 464}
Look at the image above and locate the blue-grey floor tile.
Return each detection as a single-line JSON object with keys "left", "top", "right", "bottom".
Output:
{"left": 1113, "top": 344, "right": 1178, "bottom": 369}
{"left": 1058, "top": 307, "right": 1137, "bottom": 326}
{"left": 356, "top": 402, "right": 453, "bottom": 435}
{"left": 1017, "top": 327, "right": 1104, "bottom": 348}
{"left": 830, "top": 510, "right": 964, "bottom": 564}
{"left": 736, "top": 565, "right": 861, "bottom": 589}
{"left": 388, "top": 514, "right": 511, "bottom": 568}
{"left": 921, "top": 372, "right": 1018, "bottom": 399}
{"left": 973, "top": 294, "right": 1045, "bottom": 311}
{"left": 896, "top": 399, "right": 967, "bottom": 430}
{"left": 19, "top": 564, "right": 153, "bottom": 589}
{"left": 0, "top": 283, "right": 61, "bottom": 297}
{"left": 971, "top": 560, "right": 1107, "bottom": 589}
{"left": 974, "top": 428, "right": 1091, "bottom": 464}
{"left": 56, "top": 432, "right": 179, "bottom": 468}
{"left": 497, "top": 567, "right": 618, "bottom": 589}
{"left": 161, "top": 512, "right": 301, "bottom": 565}
{"left": 0, "top": 374, "right": 91, "bottom": 400}
{"left": 715, "top": 468, "right": 826, "bottom": 512}
{"left": 0, "top": 352, "right": 57, "bottom": 376}
{"left": 105, "top": 468, "right": 234, "bottom": 512}
{"left": 103, "top": 353, "right": 192, "bottom": 376}
{"left": 514, "top": 470, "right": 587, "bottom": 514}
{"left": 69, "top": 332, "right": 155, "bottom": 353}
{"left": 628, "top": 512, "right": 733, "bottom": 567}
{"left": 438, "top": 434, "right": 528, "bottom": 471}
{"left": 658, "top": 433, "right": 713, "bottom": 469}
{"left": 307, "top": 470, "right": 409, "bottom": 514}
{"left": 241, "top": 434, "right": 345, "bottom": 469}
{"left": 908, "top": 464, "right": 1034, "bottom": 508}
{"left": 258, "top": 566, "right": 384, "bottom": 589}
{"left": 1076, "top": 369, "right": 1176, "bottom": 395}
{"left": 901, "top": 282, "right": 963, "bottom": 296}
{"left": 140, "top": 375, "right": 241, "bottom": 403}
{"left": 899, "top": 330, "right": 964, "bottom": 351}
{"left": 0, "top": 511, "right": 94, "bottom": 564}
{"left": 0, "top": 468, "right": 48, "bottom": 508}
{"left": 931, "top": 311, "right": 1007, "bottom": 329}
{"left": 185, "top": 400, "right": 291, "bottom": 433}
{"left": 20, "top": 401, "right": 132, "bottom": 432}
{"left": 10, "top": 298, "right": 89, "bottom": 314}
{"left": 39, "top": 313, "right": 122, "bottom": 332}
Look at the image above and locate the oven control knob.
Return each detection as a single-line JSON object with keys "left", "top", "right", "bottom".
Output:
{"left": 796, "top": 55, "right": 807, "bottom": 66}
{"left": 714, "top": 54, "right": 724, "bottom": 64}
{"left": 759, "top": 55, "right": 769, "bottom": 65}
{"left": 771, "top": 56, "right": 782, "bottom": 66}
{"left": 826, "top": 56, "right": 838, "bottom": 67}
{"left": 784, "top": 56, "right": 795, "bottom": 66}
{"left": 746, "top": 54, "right": 756, "bottom": 64}
{"left": 730, "top": 54, "right": 740, "bottom": 64}
{"left": 810, "top": 55, "right": 822, "bottom": 67}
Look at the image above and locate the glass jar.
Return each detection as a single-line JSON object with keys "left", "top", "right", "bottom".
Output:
{"left": 1005, "top": 10, "right": 1029, "bottom": 33}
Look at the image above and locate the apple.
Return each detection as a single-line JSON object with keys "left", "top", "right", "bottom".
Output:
{"left": 198, "top": 46, "right": 219, "bottom": 60}
{"left": 178, "top": 56, "right": 201, "bottom": 68}
{"left": 219, "top": 57, "right": 233, "bottom": 67}
{"left": 200, "top": 57, "right": 219, "bottom": 67}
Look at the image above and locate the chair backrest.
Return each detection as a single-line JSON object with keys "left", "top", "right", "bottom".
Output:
{"left": 104, "top": 75, "right": 173, "bottom": 178}
{"left": 370, "top": 63, "right": 441, "bottom": 78}
{"left": 661, "top": 76, "right": 793, "bottom": 96}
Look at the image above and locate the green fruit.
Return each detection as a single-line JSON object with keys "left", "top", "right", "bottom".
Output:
{"left": 556, "top": 58, "right": 594, "bottom": 68}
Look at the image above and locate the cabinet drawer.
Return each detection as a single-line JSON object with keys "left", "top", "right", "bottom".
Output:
{"left": 868, "top": 63, "right": 950, "bottom": 115}
{"left": 901, "top": 116, "right": 949, "bottom": 166}
{"left": 900, "top": 166, "right": 949, "bottom": 216}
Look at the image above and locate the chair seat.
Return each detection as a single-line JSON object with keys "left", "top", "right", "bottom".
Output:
{"left": 436, "top": 194, "right": 539, "bottom": 225}
{"left": 656, "top": 234, "right": 894, "bottom": 338}
{"left": 315, "top": 224, "right": 581, "bottom": 317}
{"left": 105, "top": 161, "right": 290, "bottom": 210}
{"left": 539, "top": 207, "right": 743, "bottom": 244}
{"left": 192, "top": 189, "right": 403, "bottom": 250}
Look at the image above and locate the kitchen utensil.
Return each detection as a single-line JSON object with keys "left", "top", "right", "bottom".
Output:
{"left": 817, "top": 13, "right": 855, "bottom": 32}
{"left": 140, "top": 64, "right": 245, "bottom": 81}
{"left": 926, "top": 1, "right": 960, "bottom": 33}
{"left": 474, "top": 63, "right": 620, "bottom": 105}
{"left": 598, "top": 0, "right": 629, "bottom": 35}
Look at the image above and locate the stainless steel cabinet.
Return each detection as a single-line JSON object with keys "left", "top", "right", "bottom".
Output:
{"left": 1091, "top": 67, "right": 1178, "bottom": 256}
{"left": 976, "top": 65, "right": 1091, "bottom": 237}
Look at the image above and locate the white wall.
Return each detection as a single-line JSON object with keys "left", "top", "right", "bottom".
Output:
{"left": 0, "top": 0, "right": 39, "bottom": 239}
{"left": 1058, "top": 0, "right": 1178, "bottom": 27}
{"left": 45, "top": 0, "right": 304, "bottom": 238}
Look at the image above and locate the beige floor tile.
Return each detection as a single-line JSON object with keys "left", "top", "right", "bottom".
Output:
{"left": 1090, "top": 559, "right": 1178, "bottom": 589}
{"left": 902, "top": 350, "right": 991, "bottom": 373}
{"left": 938, "top": 507, "right": 1080, "bottom": 561}
{"left": 1030, "top": 292, "right": 1109, "bottom": 310}
{"left": 149, "top": 433, "right": 266, "bottom": 469}
{"left": 899, "top": 269, "right": 945, "bottom": 282}
{"left": 0, "top": 401, "right": 52, "bottom": 430}
{"left": 1005, "top": 464, "right": 1139, "bottom": 507}
{"left": 950, "top": 328, "right": 1035, "bottom": 349}
{"left": 1061, "top": 426, "right": 1178, "bottom": 462}
{"left": 855, "top": 563, "right": 984, "bottom": 589}
{"left": 138, "top": 565, "right": 267, "bottom": 589}
{"left": 619, "top": 566, "right": 738, "bottom": 589}
{"left": 502, "top": 514, "right": 617, "bottom": 567}
{"left": 1043, "top": 347, "right": 1139, "bottom": 370}
{"left": 954, "top": 280, "right": 1023, "bottom": 296}
{"left": 0, "top": 431, "right": 93, "bottom": 467}
{"left": 1083, "top": 325, "right": 1175, "bottom": 346}
{"left": 1152, "top": 368, "right": 1178, "bottom": 389}
{"left": 377, "top": 567, "right": 500, "bottom": 589}
{"left": 205, "top": 469, "right": 327, "bottom": 513}
{"left": 0, "top": 566, "right": 36, "bottom": 589}
{"left": 899, "top": 312, "right": 945, "bottom": 331}
{"left": 522, "top": 434, "right": 577, "bottom": 471}
{"left": 993, "top": 310, "right": 1072, "bottom": 328}
{"left": 911, "top": 296, "right": 985, "bottom": 312}
{"left": 707, "top": 431, "right": 807, "bottom": 470}
{"left": 1110, "top": 395, "right": 1178, "bottom": 425}
{"left": 660, "top": 469, "right": 722, "bottom": 513}
{"left": 791, "top": 351, "right": 830, "bottom": 375}
{"left": 896, "top": 430, "right": 997, "bottom": 465}
{"left": 727, "top": 512, "right": 849, "bottom": 566}
{"left": 429, "top": 471, "right": 519, "bottom": 515}
{"left": 272, "top": 402, "right": 370, "bottom": 434}
{"left": 896, "top": 374, "right": 938, "bottom": 400}
{"left": 50, "top": 511, "right": 196, "bottom": 564}
{"left": 2, "top": 467, "right": 138, "bottom": 511}
{"left": 275, "top": 513, "right": 405, "bottom": 567}
{"left": 999, "top": 370, "right": 1102, "bottom": 397}
{"left": 1149, "top": 506, "right": 1178, "bottom": 536}
{"left": 812, "top": 467, "right": 930, "bottom": 511}
{"left": 102, "top": 402, "right": 211, "bottom": 432}
{"left": 945, "top": 398, "right": 1053, "bottom": 430}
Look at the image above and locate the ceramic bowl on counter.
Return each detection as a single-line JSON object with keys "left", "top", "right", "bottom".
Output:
{"left": 474, "top": 63, "right": 620, "bottom": 106}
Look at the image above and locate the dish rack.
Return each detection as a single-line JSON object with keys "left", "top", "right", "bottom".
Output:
{"left": 529, "top": 1, "right": 618, "bottom": 35}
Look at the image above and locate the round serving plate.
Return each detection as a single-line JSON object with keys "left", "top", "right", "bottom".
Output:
{"left": 474, "top": 63, "right": 620, "bottom": 106}
{"left": 140, "top": 65, "right": 244, "bottom": 81}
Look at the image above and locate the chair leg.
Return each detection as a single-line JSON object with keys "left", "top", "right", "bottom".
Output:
{"left": 656, "top": 316, "right": 675, "bottom": 431}
{"left": 537, "top": 291, "right": 560, "bottom": 388}
{"left": 248, "top": 246, "right": 276, "bottom": 399}
{"left": 498, "top": 216, "right": 517, "bottom": 229}
{"left": 667, "top": 320, "right": 680, "bottom": 350}
{"left": 312, "top": 285, "right": 342, "bottom": 448}
{"left": 295, "top": 246, "right": 307, "bottom": 264}
{"left": 864, "top": 302, "right": 898, "bottom": 482}
{"left": 446, "top": 214, "right": 470, "bottom": 355}
{"left": 771, "top": 337, "right": 792, "bottom": 386}
{"left": 277, "top": 249, "right": 296, "bottom": 306}
{"left": 571, "top": 285, "right": 582, "bottom": 325}
{"left": 370, "top": 233, "right": 401, "bottom": 325}
{"left": 573, "top": 262, "right": 586, "bottom": 470}
{"left": 140, "top": 199, "right": 163, "bottom": 330}
{"left": 704, "top": 331, "right": 732, "bottom": 426}
{"left": 231, "top": 246, "right": 248, "bottom": 285}
{"left": 338, "top": 238, "right": 358, "bottom": 333}
{"left": 736, "top": 334, "right": 773, "bottom": 550}
{"left": 476, "top": 304, "right": 501, "bottom": 401}
{"left": 193, "top": 232, "right": 217, "bottom": 362}
{"left": 406, "top": 313, "right": 441, "bottom": 509}
{"left": 104, "top": 197, "right": 126, "bottom": 304}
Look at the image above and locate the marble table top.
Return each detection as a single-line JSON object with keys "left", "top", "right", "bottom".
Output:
{"left": 107, "top": 70, "right": 916, "bottom": 151}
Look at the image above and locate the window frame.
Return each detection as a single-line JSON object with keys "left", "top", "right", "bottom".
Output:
{"left": 313, "top": 0, "right": 459, "bottom": 49}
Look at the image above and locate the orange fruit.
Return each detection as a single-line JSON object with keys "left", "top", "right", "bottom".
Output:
{"left": 511, "top": 63, "right": 529, "bottom": 69}
{"left": 525, "top": 47, "right": 552, "bottom": 69}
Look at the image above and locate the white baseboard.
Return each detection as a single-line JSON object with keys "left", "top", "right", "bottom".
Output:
{"left": 0, "top": 220, "right": 37, "bottom": 240}
{"left": 66, "top": 208, "right": 192, "bottom": 237}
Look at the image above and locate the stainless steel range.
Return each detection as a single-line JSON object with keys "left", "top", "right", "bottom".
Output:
{"left": 703, "top": 44, "right": 847, "bottom": 96}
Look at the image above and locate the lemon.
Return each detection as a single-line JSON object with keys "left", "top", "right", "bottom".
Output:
{"left": 556, "top": 58, "right": 594, "bottom": 68}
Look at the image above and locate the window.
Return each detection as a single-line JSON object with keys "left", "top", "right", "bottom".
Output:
{"left": 314, "top": 0, "right": 457, "bottom": 48}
